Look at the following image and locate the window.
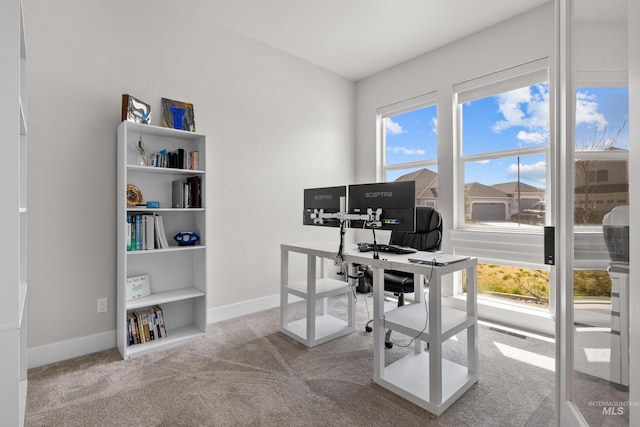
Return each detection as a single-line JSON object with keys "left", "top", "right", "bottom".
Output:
{"left": 454, "top": 59, "right": 550, "bottom": 230}
{"left": 574, "top": 86, "right": 629, "bottom": 226}
{"left": 378, "top": 93, "right": 438, "bottom": 207}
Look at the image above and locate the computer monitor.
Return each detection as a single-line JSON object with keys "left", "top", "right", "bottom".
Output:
{"left": 303, "top": 186, "right": 346, "bottom": 227}
{"left": 348, "top": 181, "right": 416, "bottom": 232}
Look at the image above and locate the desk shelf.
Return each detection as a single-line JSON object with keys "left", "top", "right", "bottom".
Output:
{"left": 383, "top": 303, "right": 474, "bottom": 343}
{"left": 280, "top": 243, "right": 356, "bottom": 347}
{"left": 378, "top": 351, "right": 477, "bottom": 414}
{"left": 286, "top": 278, "right": 351, "bottom": 299}
{"left": 281, "top": 314, "right": 350, "bottom": 344}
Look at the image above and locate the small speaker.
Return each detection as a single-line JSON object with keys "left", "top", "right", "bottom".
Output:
{"left": 544, "top": 226, "right": 555, "bottom": 265}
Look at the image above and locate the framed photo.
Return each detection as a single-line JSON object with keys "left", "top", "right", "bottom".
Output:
{"left": 126, "top": 274, "right": 151, "bottom": 300}
{"left": 122, "top": 94, "right": 151, "bottom": 124}
{"left": 161, "top": 98, "right": 196, "bottom": 132}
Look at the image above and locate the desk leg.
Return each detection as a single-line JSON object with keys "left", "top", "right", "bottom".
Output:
{"left": 413, "top": 272, "right": 424, "bottom": 354}
{"left": 466, "top": 265, "right": 478, "bottom": 375}
{"left": 372, "top": 266, "right": 385, "bottom": 380}
{"left": 307, "top": 254, "right": 316, "bottom": 346}
{"left": 319, "top": 258, "right": 328, "bottom": 316}
{"left": 347, "top": 264, "right": 356, "bottom": 329}
{"left": 429, "top": 271, "right": 442, "bottom": 405}
{"left": 280, "top": 249, "right": 289, "bottom": 330}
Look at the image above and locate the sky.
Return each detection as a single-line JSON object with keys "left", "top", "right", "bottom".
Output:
{"left": 385, "top": 85, "right": 629, "bottom": 186}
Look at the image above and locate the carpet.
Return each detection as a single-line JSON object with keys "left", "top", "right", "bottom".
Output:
{"left": 27, "top": 295, "right": 556, "bottom": 426}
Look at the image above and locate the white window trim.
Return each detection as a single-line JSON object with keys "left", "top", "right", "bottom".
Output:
{"left": 377, "top": 92, "right": 437, "bottom": 182}
{"left": 454, "top": 59, "right": 550, "bottom": 232}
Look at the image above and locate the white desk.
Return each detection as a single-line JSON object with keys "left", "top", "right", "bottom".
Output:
{"left": 280, "top": 242, "right": 356, "bottom": 347}
{"left": 280, "top": 241, "right": 478, "bottom": 415}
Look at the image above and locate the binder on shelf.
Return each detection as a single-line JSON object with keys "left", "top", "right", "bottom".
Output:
{"left": 145, "top": 215, "right": 155, "bottom": 250}
{"left": 172, "top": 176, "right": 201, "bottom": 208}
{"left": 172, "top": 179, "right": 184, "bottom": 208}
{"left": 154, "top": 213, "right": 169, "bottom": 248}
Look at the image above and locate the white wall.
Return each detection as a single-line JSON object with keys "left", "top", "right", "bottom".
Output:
{"left": 355, "top": 3, "right": 554, "bottom": 251}
{"left": 24, "top": 0, "right": 354, "bottom": 360}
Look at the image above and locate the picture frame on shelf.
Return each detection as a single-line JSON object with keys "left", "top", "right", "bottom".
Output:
{"left": 126, "top": 274, "right": 151, "bottom": 300}
{"left": 161, "top": 97, "right": 196, "bottom": 132}
{"left": 122, "top": 94, "right": 151, "bottom": 124}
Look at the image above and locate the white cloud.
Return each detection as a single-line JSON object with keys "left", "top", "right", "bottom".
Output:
{"left": 506, "top": 160, "right": 546, "bottom": 184}
{"left": 386, "top": 118, "right": 403, "bottom": 135}
{"left": 431, "top": 117, "right": 438, "bottom": 134}
{"left": 388, "top": 146, "right": 426, "bottom": 156}
{"left": 516, "top": 130, "right": 547, "bottom": 143}
{"left": 575, "top": 91, "right": 607, "bottom": 129}
{"left": 491, "top": 84, "right": 549, "bottom": 144}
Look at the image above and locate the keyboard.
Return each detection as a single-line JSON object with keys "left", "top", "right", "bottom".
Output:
{"left": 357, "top": 243, "right": 417, "bottom": 254}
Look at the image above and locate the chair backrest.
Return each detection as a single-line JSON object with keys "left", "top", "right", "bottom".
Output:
{"left": 389, "top": 206, "right": 442, "bottom": 251}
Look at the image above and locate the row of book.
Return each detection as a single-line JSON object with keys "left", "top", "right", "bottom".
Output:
{"left": 127, "top": 305, "right": 167, "bottom": 346}
{"left": 172, "top": 176, "right": 202, "bottom": 208}
{"left": 149, "top": 149, "right": 200, "bottom": 170}
{"left": 126, "top": 213, "right": 169, "bottom": 251}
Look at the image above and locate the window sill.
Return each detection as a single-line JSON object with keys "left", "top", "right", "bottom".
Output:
{"left": 446, "top": 294, "right": 556, "bottom": 337}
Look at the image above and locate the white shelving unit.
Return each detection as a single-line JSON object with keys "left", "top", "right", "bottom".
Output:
{"left": 280, "top": 242, "right": 355, "bottom": 347}
{"left": 370, "top": 256, "right": 479, "bottom": 416}
{"left": 117, "top": 121, "right": 207, "bottom": 359}
{"left": 0, "top": 0, "right": 28, "bottom": 424}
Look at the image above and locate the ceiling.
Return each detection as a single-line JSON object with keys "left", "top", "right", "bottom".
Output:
{"left": 206, "top": 0, "right": 552, "bottom": 81}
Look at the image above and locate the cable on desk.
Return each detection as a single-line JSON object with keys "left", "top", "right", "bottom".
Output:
{"left": 384, "top": 262, "right": 435, "bottom": 349}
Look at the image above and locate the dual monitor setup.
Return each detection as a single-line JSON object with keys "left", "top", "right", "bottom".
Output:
{"left": 303, "top": 181, "right": 416, "bottom": 232}
{"left": 303, "top": 181, "right": 416, "bottom": 260}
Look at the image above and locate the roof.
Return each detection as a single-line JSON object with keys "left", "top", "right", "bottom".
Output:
{"left": 394, "top": 168, "right": 438, "bottom": 199}
{"left": 465, "top": 182, "right": 511, "bottom": 198}
{"left": 491, "top": 181, "right": 544, "bottom": 194}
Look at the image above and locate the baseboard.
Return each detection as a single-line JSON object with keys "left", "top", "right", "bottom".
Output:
{"left": 207, "top": 293, "right": 281, "bottom": 323}
{"left": 28, "top": 293, "right": 288, "bottom": 368}
{"left": 28, "top": 330, "right": 116, "bottom": 369}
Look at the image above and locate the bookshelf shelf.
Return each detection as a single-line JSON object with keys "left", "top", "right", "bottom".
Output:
{"left": 125, "top": 245, "right": 207, "bottom": 255}
{"left": 117, "top": 121, "right": 207, "bottom": 359}
{"left": 126, "top": 287, "right": 205, "bottom": 310}
{"left": 1, "top": 0, "right": 28, "bottom": 424}
{"left": 125, "top": 325, "right": 206, "bottom": 358}
{"left": 127, "top": 164, "right": 205, "bottom": 175}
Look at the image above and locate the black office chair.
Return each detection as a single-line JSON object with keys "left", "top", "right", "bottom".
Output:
{"left": 363, "top": 206, "right": 442, "bottom": 348}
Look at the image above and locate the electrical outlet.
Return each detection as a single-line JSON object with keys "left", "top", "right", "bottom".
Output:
{"left": 97, "top": 297, "right": 108, "bottom": 313}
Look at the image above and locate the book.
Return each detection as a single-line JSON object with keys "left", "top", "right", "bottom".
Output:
{"left": 132, "top": 311, "right": 144, "bottom": 344}
{"left": 188, "top": 151, "right": 199, "bottom": 170}
{"left": 135, "top": 214, "right": 142, "bottom": 250}
{"left": 141, "top": 311, "right": 151, "bottom": 342}
{"left": 153, "top": 305, "right": 167, "bottom": 337}
{"left": 124, "top": 215, "right": 131, "bottom": 251}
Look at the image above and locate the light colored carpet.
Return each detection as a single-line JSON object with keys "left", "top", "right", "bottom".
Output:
{"left": 27, "top": 295, "right": 556, "bottom": 426}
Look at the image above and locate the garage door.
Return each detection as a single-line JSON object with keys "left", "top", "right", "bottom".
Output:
{"left": 472, "top": 203, "right": 505, "bottom": 221}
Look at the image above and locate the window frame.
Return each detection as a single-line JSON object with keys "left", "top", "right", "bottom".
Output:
{"left": 453, "top": 57, "right": 551, "bottom": 232}
{"left": 377, "top": 91, "right": 438, "bottom": 183}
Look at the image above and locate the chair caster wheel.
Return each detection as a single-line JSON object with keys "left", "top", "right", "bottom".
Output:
{"left": 385, "top": 342, "right": 393, "bottom": 349}
{"left": 365, "top": 326, "right": 372, "bottom": 332}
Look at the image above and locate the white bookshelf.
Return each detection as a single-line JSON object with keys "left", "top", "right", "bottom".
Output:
{"left": 116, "top": 121, "right": 207, "bottom": 359}
{"left": 0, "top": 0, "right": 28, "bottom": 424}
